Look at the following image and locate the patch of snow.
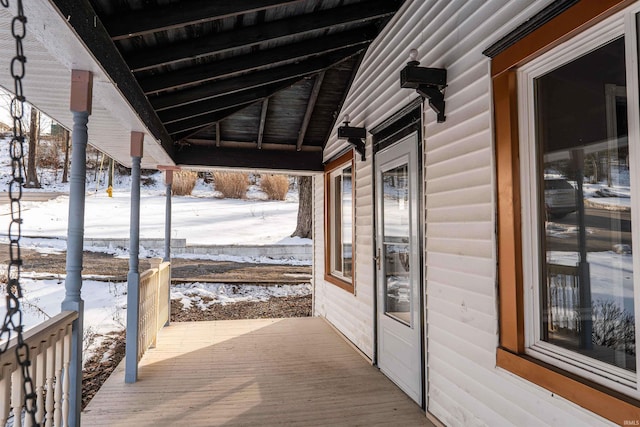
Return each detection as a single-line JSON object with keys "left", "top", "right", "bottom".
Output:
{"left": 170, "top": 282, "right": 312, "bottom": 310}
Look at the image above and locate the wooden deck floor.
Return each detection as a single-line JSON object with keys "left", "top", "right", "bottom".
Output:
{"left": 82, "top": 317, "right": 432, "bottom": 426}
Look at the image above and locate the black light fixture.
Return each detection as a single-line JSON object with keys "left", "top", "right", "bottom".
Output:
{"left": 337, "top": 114, "right": 366, "bottom": 161}
{"left": 400, "top": 49, "right": 447, "bottom": 122}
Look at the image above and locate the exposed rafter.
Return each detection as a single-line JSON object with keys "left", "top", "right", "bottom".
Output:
{"left": 139, "top": 29, "right": 375, "bottom": 95}
{"left": 105, "top": 0, "right": 306, "bottom": 40}
{"left": 68, "top": 0, "right": 406, "bottom": 172}
{"left": 151, "top": 47, "right": 363, "bottom": 111}
{"left": 124, "top": 0, "right": 398, "bottom": 72}
{"left": 166, "top": 104, "right": 252, "bottom": 136}
{"left": 296, "top": 71, "right": 325, "bottom": 151}
{"left": 258, "top": 99, "right": 270, "bottom": 150}
{"left": 158, "top": 79, "right": 298, "bottom": 125}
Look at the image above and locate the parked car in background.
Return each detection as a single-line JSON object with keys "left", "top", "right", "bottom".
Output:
{"left": 544, "top": 177, "right": 577, "bottom": 219}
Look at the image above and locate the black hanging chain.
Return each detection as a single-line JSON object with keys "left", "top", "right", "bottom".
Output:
{"left": 0, "top": 1, "right": 40, "bottom": 425}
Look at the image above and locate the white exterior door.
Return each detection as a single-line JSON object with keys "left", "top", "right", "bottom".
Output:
{"left": 375, "top": 132, "right": 423, "bottom": 406}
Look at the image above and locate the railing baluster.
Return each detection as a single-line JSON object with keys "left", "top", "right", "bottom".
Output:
{"left": 45, "top": 337, "right": 56, "bottom": 427}
{"left": 11, "top": 368, "right": 24, "bottom": 427}
{"left": 54, "top": 331, "right": 64, "bottom": 426}
{"left": 24, "top": 342, "right": 38, "bottom": 427}
{"left": 0, "top": 364, "right": 12, "bottom": 425}
{"left": 62, "top": 324, "right": 72, "bottom": 427}
{"left": 35, "top": 342, "right": 46, "bottom": 425}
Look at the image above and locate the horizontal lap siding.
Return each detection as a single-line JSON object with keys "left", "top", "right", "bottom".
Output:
{"left": 316, "top": 0, "right": 614, "bottom": 425}
{"left": 312, "top": 167, "right": 374, "bottom": 358}
{"left": 417, "top": 0, "right": 614, "bottom": 425}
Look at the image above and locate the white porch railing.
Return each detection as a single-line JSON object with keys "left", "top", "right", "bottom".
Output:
{"left": 0, "top": 310, "right": 77, "bottom": 427}
{"left": 137, "top": 262, "right": 170, "bottom": 363}
{"left": 546, "top": 263, "right": 580, "bottom": 333}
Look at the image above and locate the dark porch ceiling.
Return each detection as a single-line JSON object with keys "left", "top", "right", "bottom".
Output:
{"left": 50, "top": 0, "right": 405, "bottom": 171}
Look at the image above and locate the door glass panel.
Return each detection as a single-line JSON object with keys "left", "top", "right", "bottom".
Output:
{"left": 383, "top": 164, "right": 411, "bottom": 325}
{"left": 535, "top": 37, "right": 635, "bottom": 372}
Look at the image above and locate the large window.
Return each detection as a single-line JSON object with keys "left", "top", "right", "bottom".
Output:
{"left": 492, "top": 1, "right": 640, "bottom": 423}
{"left": 324, "top": 150, "right": 355, "bottom": 292}
{"left": 520, "top": 32, "right": 637, "bottom": 391}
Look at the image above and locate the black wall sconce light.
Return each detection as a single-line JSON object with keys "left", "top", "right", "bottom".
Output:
{"left": 400, "top": 49, "right": 447, "bottom": 122}
{"left": 337, "top": 114, "right": 366, "bottom": 161}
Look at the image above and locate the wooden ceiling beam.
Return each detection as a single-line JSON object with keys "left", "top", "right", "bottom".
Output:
{"left": 257, "top": 98, "right": 270, "bottom": 150}
{"left": 158, "top": 79, "right": 297, "bottom": 124}
{"left": 106, "top": 0, "right": 305, "bottom": 41}
{"left": 139, "top": 29, "right": 375, "bottom": 95}
{"left": 125, "top": 0, "right": 399, "bottom": 72}
{"left": 166, "top": 104, "right": 252, "bottom": 136}
{"left": 296, "top": 71, "right": 325, "bottom": 151}
{"left": 152, "top": 47, "right": 363, "bottom": 111}
{"left": 175, "top": 145, "right": 324, "bottom": 172}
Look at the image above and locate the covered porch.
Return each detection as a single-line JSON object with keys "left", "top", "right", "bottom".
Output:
{"left": 82, "top": 317, "right": 431, "bottom": 426}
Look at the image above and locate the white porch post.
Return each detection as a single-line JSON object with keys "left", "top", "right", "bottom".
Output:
{"left": 163, "top": 169, "right": 173, "bottom": 326}
{"left": 163, "top": 170, "right": 173, "bottom": 263}
{"left": 125, "top": 132, "right": 144, "bottom": 383}
{"left": 61, "top": 70, "right": 92, "bottom": 427}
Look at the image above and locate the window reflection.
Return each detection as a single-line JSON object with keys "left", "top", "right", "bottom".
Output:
{"left": 383, "top": 164, "right": 411, "bottom": 324}
{"left": 332, "top": 165, "right": 352, "bottom": 279}
{"left": 536, "top": 37, "right": 635, "bottom": 371}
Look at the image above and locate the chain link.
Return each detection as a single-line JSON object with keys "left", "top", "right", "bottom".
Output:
{"left": 0, "top": 1, "right": 40, "bottom": 425}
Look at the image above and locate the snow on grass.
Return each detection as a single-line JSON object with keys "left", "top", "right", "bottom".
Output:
{"left": 3, "top": 187, "right": 305, "bottom": 246}
{"left": 171, "top": 283, "right": 311, "bottom": 310}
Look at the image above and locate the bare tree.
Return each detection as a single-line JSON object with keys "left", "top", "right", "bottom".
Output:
{"left": 291, "top": 176, "right": 312, "bottom": 239}
{"left": 62, "top": 128, "right": 70, "bottom": 183}
{"left": 25, "top": 106, "right": 40, "bottom": 188}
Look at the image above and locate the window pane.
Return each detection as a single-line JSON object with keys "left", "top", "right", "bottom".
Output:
{"left": 382, "top": 164, "right": 411, "bottom": 324}
{"left": 333, "top": 174, "right": 343, "bottom": 273}
{"left": 535, "top": 37, "right": 635, "bottom": 372}
{"left": 342, "top": 167, "right": 353, "bottom": 276}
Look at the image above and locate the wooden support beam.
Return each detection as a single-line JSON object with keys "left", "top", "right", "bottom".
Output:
{"left": 158, "top": 79, "right": 298, "bottom": 125}
{"left": 130, "top": 131, "right": 145, "bottom": 157}
{"left": 106, "top": 0, "right": 305, "bottom": 40}
{"left": 125, "top": 0, "right": 399, "bottom": 72}
{"left": 215, "top": 122, "right": 221, "bottom": 148}
{"left": 70, "top": 70, "right": 93, "bottom": 114}
{"left": 139, "top": 29, "right": 374, "bottom": 94}
{"left": 175, "top": 145, "right": 324, "bottom": 172}
{"left": 185, "top": 139, "right": 322, "bottom": 152}
{"left": 296, "top": 71, "right": 325, "bottom": 151}
{"left": 151, "top": 46, "right": 363, "bottom": 111}
{"left": 257, "top": 98, "right": 269, "bottom": 150}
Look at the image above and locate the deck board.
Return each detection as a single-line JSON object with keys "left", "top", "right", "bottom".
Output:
{"left": 82, "top": 317, "right": 431, "bottom": 426}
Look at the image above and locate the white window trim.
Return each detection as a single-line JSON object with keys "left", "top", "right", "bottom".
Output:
{"left": 329, "top": 163, "right": 354, "bottom": 283}
{"left": 518, "top": 5, "right": 640, "bottom": 398}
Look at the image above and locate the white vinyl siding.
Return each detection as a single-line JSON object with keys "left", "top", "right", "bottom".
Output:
{"left": 313, "top": 0, "right": 617, "bottom": 425}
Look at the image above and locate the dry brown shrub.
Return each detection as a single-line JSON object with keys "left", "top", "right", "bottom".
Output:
{"left": 172, "top": 170, "right": 198, "bottom": 196}
{"left": 37, "top": 140, "right": 61, "bottom": 169}
{"left": 259, "top": 174, "right": 289, "bottom": 200}
{"left": 213, "top": 172, "right": 249, "bottom": 199}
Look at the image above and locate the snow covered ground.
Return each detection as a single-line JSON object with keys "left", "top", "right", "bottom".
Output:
{"left": 5, "top": 176, "right": 312, "bottom": 355}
